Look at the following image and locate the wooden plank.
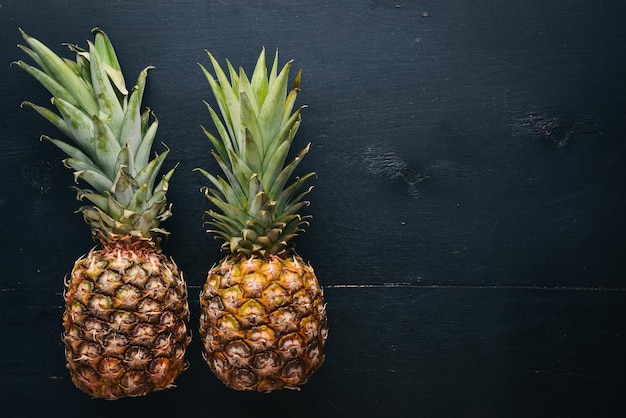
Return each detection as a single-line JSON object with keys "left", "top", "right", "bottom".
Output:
{"left": 2, "top": 0, "right": 624, "bottom": 290}
{"left": 1, "top": 1, "right": 625, "bottom": 417}
{"left": 1, "top": 286, "right": 624, "bottom": 417}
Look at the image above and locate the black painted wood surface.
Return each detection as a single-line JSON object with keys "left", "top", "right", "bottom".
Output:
{"left": 1, "top": 1, "right": 625, "bottom": 417}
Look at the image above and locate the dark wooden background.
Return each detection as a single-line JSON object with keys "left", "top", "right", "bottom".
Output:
{"left": 1, "top": 1, "right": 625, "bottom": 417}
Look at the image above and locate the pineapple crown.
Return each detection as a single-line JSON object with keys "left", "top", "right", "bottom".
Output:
{"left": 15, "top": 28, "right": 175, "bottom": 245}
{"left": 196, "top": 49, "right": 314, "bottom": 256}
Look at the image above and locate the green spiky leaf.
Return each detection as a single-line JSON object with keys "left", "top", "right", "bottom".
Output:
{"left": 197, "top": 49, "right": 315, "bottom": 256}
{"left": 17, "top": 29, "right": 176, "bottom": 243}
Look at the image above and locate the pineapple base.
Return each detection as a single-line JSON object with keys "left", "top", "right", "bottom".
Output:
{"left": 63, "top": 241, "right": 191, "bottom": 400}
{"left": 199, "top": 253, "right": 328, "bottom": 392}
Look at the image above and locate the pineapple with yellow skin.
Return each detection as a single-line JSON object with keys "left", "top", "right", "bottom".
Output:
{"left": 197, "top": 49, "right": 328, "bottom": 392}
{"left": 15, "top": 29, "right": 191, "bottom": 399}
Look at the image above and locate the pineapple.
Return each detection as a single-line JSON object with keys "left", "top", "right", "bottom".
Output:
{"left": 15, "top": 29, "right": 191, "bottom": 399}
{"left": 196, "top": 49, "right": 328, "bottom": 392}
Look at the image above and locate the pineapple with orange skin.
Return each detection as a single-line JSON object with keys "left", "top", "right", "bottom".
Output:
{"left": 197, "top": 49, "right": 328, "bottom": 392}
{"left": 15, "top": 29, "right": 191, "bottom": 399}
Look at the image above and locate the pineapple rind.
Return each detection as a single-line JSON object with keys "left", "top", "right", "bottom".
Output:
{"left": 65, "top": 244, "right": 191, "bottom": 400}
{"left": 199, "top": 254, "right": 327, "bottom": 392}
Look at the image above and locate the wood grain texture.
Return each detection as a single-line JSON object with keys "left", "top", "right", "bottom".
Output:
{"left": 1, "top": 286, "right": 624, "bottom": 417}
{"left": 1, "top": 0, "right": 625, "bottom": 417}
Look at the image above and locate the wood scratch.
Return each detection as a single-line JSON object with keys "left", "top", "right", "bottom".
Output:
{"left": 530, "top": 370, "right": 613, "bottom": 379}
{"left": 325, "top": 284, "right": 626, "bottom": 291}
